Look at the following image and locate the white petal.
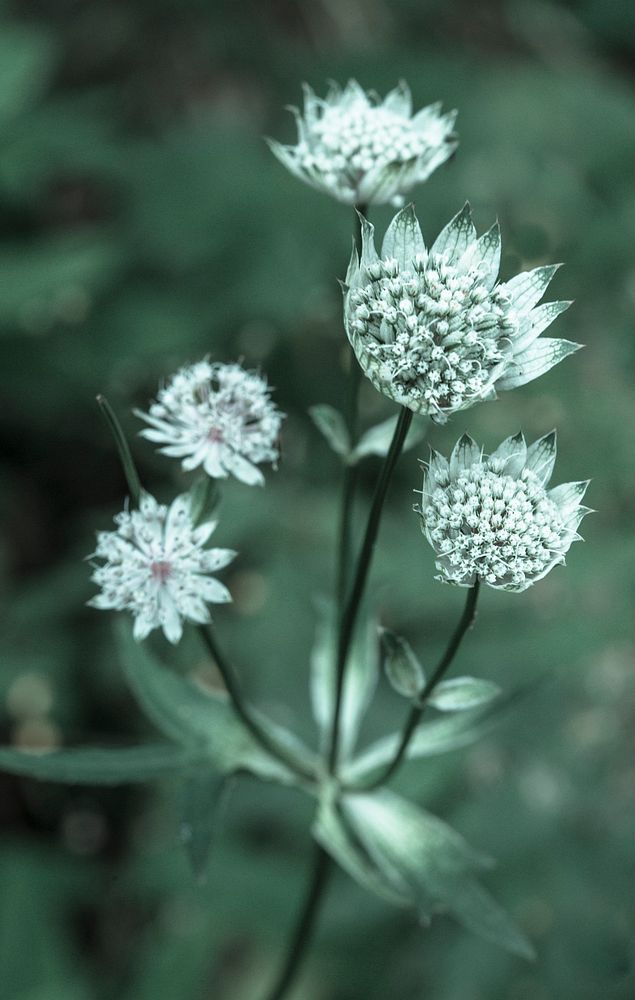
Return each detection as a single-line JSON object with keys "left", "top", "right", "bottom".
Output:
{"left": 499, "top": 264, "right": 561, "bottom": 313}
{"left": 457, "top": 223, "right": 501, "bottom": 290}
{"left": 198, "top": 577, "right": 232, "bottom": 604}
{"left": 203, "top": 444, "right": 228, "bottom": 479}
{"left": 525, "top": 432, "right": 557, "bottom": 485}
{"left": 449, "top": 434, "right": 481, "bottom": 477}
{"left": 496, "top": 339, "right": 582, "bottom": 391}
{"left": 430, "top": 202, "right": 476, "bottom": 263}
{"left": 489, "top": 432, "right": 526, "bottom": 476}
{"left": 224, "top": 450, "right": 265, "bottom": 486}
{"left": 133, "top": 613, "right": 155, "bottom": 642}
{"left": 382, "top": 80, "right": 412, "bottom": 116}
{"left": 548, "top": 480, "right": 590, "bottom": 516}
{"left": 512, "top": 301, "right": 572, "bottom": 354}
{"left": 202, "top": 547, "right": 237, "bottom": 571}
{"left": 381, "top": 204, "right": 425, "bottom": 269}
{"left": 160, "top": 593, "right": 183, "bottom": 644}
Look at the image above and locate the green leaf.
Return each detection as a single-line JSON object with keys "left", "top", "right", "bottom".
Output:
{"left": 350, "top": 414, "right": 428, "bottom": 463}
{"left": 343, "top": 790, "right": 533, "bottom": 958}
{"left": 188, "top": 475, "right": 221, "bottom": 525}
{"left": 380, "top": 629, "right": 425, "bottom": 699}
{"left": 0, "top": 25, "right": 57, "bottom": 125}
{"left": 116, "top": 620, "right": 311, "bottom": 785}
{"left": 313, "top": 798, "right": 412, "bottom": 907}
{"left": 179, "top": 769, "right": 232, "bottom": 881}
{"left": 310, "top": 601, "right": 379, "bottom": 760}
{"left": 428, "top": 676, "right": 501, "bottom": 712}
{"left": 344, "top": 699, "right": 512, "bottom": 782}
{"left": 0, "top": 743, "right": 203, "bottom": 784}
{"left": 308, "top": 404, "right": 351, "bottom": 458}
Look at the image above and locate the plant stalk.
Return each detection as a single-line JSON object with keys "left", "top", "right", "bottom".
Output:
{"left": 336, "top": 203, "right": 367, "bottom": 606}
{"left": 200, "top": 627, "right": 314, "bottom": 783}
{"left": 328, "top": 406, "right": 413, "bottom": 775}
{"left": 355, "top": 579, "right": 481, "bottom": 791}
{"left": 262, "top": 844, "right": 332, "bottom": 1000}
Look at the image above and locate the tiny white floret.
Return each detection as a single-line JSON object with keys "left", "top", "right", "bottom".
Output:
{"left": 88, "top": 492, "right": 236, "bottom": 643}
{"left": 136, "top": 360, "right": 284, "bottom": 486}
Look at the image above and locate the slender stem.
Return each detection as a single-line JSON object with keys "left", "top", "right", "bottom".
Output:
{"left": 355, "top": 580, "right": 481, "bottom": 792}
{"left": 328, "top": 406, "right": 413, "bottom": 775}
{"left": 336, "top": 367, "right": 361, "bottom": 607}
{"left": 96, "top": 395, "right": 142, "bottom": 506}
{"left": 199, "top": 627, "right": 314, "bottom": 783}
{"left": 262, "top": 844, "right": 332, "bottom": 1000}
{"left": 336, "top": 203, "right": 367, "bottom": 606}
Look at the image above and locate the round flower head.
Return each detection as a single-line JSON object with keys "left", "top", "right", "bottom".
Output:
{"left": 136, "top": 360, "right": 284, "bottom": 486}
{"left": 88, "top": 492, "right": 236, "bottom": 643}
{"left": 343, "top": 203, "right": 581, "bottom": 422}
{"left": 268, "top": 80, "right": 457, "bottom": 207}
{"left": 416, "top": 431, "right": 591, "bottom": 592}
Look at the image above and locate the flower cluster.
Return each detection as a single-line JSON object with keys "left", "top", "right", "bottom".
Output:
{"left": 268, "top": 80, "right": 457, "bottom": 207}
{"left": 136, "top": 360, "right": 283, "bottom": 486}
{"left": 89, "top": 492, "right": 236, "bottom": 643}
{"left": 417, "top": 432, "right": 590, "bottom": 591}
{"left": 343, "top": 204, "right": 579, "bottom": 422}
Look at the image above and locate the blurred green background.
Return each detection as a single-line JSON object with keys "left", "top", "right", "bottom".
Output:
{"left": 1, "top": 0, "right": 634, "bottom": 997}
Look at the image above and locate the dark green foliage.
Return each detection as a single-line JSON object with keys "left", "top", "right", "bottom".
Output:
{"left": 1, "top": 1, "right": 635, "bottom": 998}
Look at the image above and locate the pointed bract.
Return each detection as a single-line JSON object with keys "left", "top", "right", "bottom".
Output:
{"left": 343, "top": 204, "right": 577, "bottom": 420}
{"left": 381, "top": 204, "right": 425, "bottom": 270}
{"left": 418, "top": 432, "right": 590, "bottom": 592}
{"left": 430, "top": 202, "right": 476, "bottom": 263}
{"left": 269, "top": 80, "right": 457, "bottom": 206}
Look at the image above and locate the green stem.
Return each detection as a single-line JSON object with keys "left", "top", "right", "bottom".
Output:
{"left": 328, "top": 406, "right": 413, "bottom": 775}
{"left": 97, "top": 395, "right": 142, "bottom": 506}
{"left": 336, "top": 203, "right": 367, "bottom": 606}
{"left": 355, "top": 579, "right": 481, "bottom": 792}
{"left": 262, "top": 844, "right": 332, "bottom": 1000}
{"left": 199, "top": 627, "right": 314, "bottom": 783}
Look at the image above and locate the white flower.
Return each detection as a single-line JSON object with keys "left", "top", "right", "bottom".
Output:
{"left": 88, "top": 492, "right": 236, "bottom": 643}
{"left": 268, "top": 80, "right": 457, "bottom": 207}
{"left": 136, "top": 360, "right": 284, "bottom": 486}
{"left": 343, "top": 203, "right": 581, "bottom": 422}
{"left": 416, "top": 432, "right": 591, "bottom": 592}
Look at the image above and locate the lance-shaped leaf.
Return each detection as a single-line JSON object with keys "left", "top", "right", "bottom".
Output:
{"left": 350, "top": 414, "right": 428, "bottom": 463}
{"left": 310, "top": 600, "right": 379, "bottom": 760}
{"left": 179, "top": 769, "right": 233, "bottom": 882}
{"left": 380, "top": 629, "right": 425, "bottom": 699}
{"left": 343, "top": 790, "right": 534, "bottom": 959}
{"left": 428, "top": 676, "right": 501, "bottom": 712}
{"left": 344, "top": 688, "right": 524, "bottom": 782}
{"left": 501, "top": 263, "right": 562, "bottom": 312}
{"left": 313, "top": 798, "right": 412, "bottom": 907}
{"left": 309, "top": 404, "right": 351, "bottom": 458}
{"left": 117, "top": 620, "right": 314, "bottom": 785}
{"left": 0, "top": 743, "right": 204, "bottom": 785}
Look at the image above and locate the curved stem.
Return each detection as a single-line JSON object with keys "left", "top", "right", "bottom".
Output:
{"left": 263, "top": 844, "right": 332, "bottom": 1000}
{"left": 354, "top": 580, "right": 481, "bottom": 792}
{"left": 328, "top": 406, "right": 413, "bottom": 775}
{"left": 96, "top": 395, "right": 142, "bottom": 506}
{"left": 199, "top": 627, "right": 314, "bottom": 782}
